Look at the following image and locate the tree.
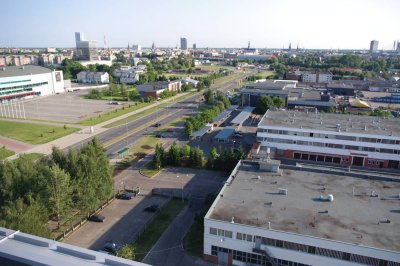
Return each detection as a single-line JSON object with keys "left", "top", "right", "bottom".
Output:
{"left": 185, "top": 121, "right": 194, "bottom": 137}
{"left": 47, "top": 165, "right": 71, "bottom": 221}
{"left": 272, "top": 96, "right": 285, "bottom": 108}
{"left": 326, "top": 106, "right": 336, "bottom": 113}
{"left": 167, "top": 142, "right": 180, "bottom": 166}
{"left": 128, "top": 88, "right": 140, "bottom": 101}
{"left": 254, "top": 96, "right": 274, "bottom": 114}
{"left": 117, "top": 244, "right": 135, "bottom": 260}
{"left": 203, "top": 89, "right": 213, "bottom": 104}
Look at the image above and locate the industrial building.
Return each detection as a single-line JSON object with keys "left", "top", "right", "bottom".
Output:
{"left": 0, "top": 65, "right": 64, "bottom": 102}
{"left": 0, "top": 227, "right": 148, "bottom": 266}
{"left": 256, "top": 109, "right": 400, "bottom": 169}
{"left": 136, "top": 80, "right": 181, "bottom": 99}
{"left": 203, "top": 160, "right": 400, "bottom": 266}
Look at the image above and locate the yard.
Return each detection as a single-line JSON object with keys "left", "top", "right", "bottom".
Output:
{"left": 0, "top": 121, "right": 79, "bottom": 145}
{"left": 133, "top": 198, "right": 186, "bottom": 261}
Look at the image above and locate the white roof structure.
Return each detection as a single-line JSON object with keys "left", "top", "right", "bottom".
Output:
{"left": 0, "top": 227, "right": 148, "bottom": 266}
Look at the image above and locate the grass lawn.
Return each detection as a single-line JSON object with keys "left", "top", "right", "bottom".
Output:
{"left": 0, "top": 147, "right": 15, "bottom": 160}
{"left": 0, "top": 121, "right": 79, "bottom": 145}
{"left": 76, "top": 102, "right": 151, "bottom": 126}
{"left": 19, "top": 153, "right": 45, "bottom": 161}
{"left": 104, "top": 91, "right": 196, "bottom": 128}
{"left": 119, "top": 135, "right": 166, "bottom": 165}
{"left": 133, "top": 198, "right": 186, "bottom": 261}
{"left": 140, "top": 162, "right": 160, "bottom": 178}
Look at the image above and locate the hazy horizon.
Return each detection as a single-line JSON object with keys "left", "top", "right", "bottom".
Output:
{"left": 2, "top": 0, "right": 399, "bottom": 50}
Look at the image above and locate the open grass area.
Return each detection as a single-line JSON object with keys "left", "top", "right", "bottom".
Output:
{"left": 0, "top": 121, "right": 79, "bottom": 145}
{"left": 133, "top": 198, "right": 186, "bottom": 261}
{"left": 0, "top": 147, "right": 15, "bottom": 160}
{"left": 140, "top": 162, "right": 160, "bottom": 178}
{"left": 19, "top": 153, "right": 45, "bottom": 161}
{"left": 76, "top": 102, "right": 151, "bottom": 126}
{"left": 104, "top": 91, "right": 196, "bottom": 128}
{"left": 118, "top": 135, "right": 166, "bottom": 165}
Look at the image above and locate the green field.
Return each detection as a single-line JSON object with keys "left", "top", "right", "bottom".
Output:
{"left": 0, "top": 121, "right": 79, "bottom": 145}
{"left": 76, "top": 102, "right": 152, "bottom": 126}
{"left": 0, "top": 147, "right": 15, "bottom": 160}
{"left": 133, "top": 198, "right": 186, "bottom": 261}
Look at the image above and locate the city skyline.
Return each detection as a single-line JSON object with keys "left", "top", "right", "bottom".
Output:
{"left": 1, "top": 0, "right": 400, "bottom": 49}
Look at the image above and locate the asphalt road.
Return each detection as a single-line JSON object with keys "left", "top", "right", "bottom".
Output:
{"left": 65, "top": 70, "right": 254, "bottom": 158}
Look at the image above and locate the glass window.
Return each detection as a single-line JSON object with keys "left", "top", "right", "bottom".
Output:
{"left": 210, "top": 228, "right": 217, "bottom": 235}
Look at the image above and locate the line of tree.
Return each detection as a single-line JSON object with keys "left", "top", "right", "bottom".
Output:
{"left": 0, "top": 138, "right": 114, "bottom": 237}
{"left": 253, "top": 95, "right": 285, "bottom": 115}
{"left": 151, "top": 143, "right": 245, "bottom": 172}
{"left": 86, "top": 84, "right": 140, "bottom": 101}
{"left": 185, "top": 90, "right": 231, "bottom": 136}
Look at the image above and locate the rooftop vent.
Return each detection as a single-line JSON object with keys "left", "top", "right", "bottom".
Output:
{"left": 231, "top": 217, "right": 235, "bottom": 223}
{"left": 319, "top": 194, "right": 334, "bottom": 202}
{"left": 364, "top": 125, "right": 368, "bottom": 131}
{"left": 278, "top": 188, "right": 288, "bottom": 195}
{"left": 1, "top": 67, "right": 5, "bottom": 71}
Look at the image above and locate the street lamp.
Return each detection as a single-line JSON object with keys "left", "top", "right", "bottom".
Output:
{"left": 177, "top": 175, "right": 183, "bottom": 202}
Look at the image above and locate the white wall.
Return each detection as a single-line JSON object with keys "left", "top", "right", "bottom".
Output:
{"left": 204, "top": 218, "right": 400, "bottom": 266}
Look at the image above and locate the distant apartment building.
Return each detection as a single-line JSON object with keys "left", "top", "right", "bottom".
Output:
{"left": 137, "top": 80, "right": 181, "bottom": 98}
{"left": 75, "top": 32, "right": 98, "bottom": 61}
{"left": 193, "top": 43, "right": 197, "bottom": 50}
{"left": 180, "top": 37, "right": 188, "bottom": 50}
{"left": 370, "top": 40, "right": 379, "bottom": 53}
{"left": 0, "top": 66, "right": 64, "bottom": 102}
{"left": 76, "top": 71, "right": 109, "bottom": 84}
{"left": 301, "top": 72, "right": 332, "bottom": 84}
{"left": 256, "top": 109, "right": 400, "bottom": 169}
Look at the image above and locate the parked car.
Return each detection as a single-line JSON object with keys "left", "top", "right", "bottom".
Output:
{"left": 116, "top": 192, "right": 134, "bottom": 200}
{"left": 153, "top": 123, "right": 161, "bottom": 127}
{"left": 144, "top": 204, "right": 160, "bottom": 212}
{"left": 102, "top": 242, "right": 120, "bottom": 255}
{"left": 88, "top": 214, "right": 105, "bottom": 222}
{"left": 109, "top": 101, "right": 120, "bottom": 105}
{"left": 155, "top": 134, "right": 165, "bottom": 138}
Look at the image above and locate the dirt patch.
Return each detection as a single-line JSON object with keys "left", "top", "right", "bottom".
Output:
{"left": 134, "top": 152, "right": 147, "bottom": 160}
{"left": 141, "top": 145, "right": 152, "bottom": 150}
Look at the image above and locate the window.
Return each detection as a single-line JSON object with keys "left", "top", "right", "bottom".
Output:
{"left": 210, "top": 227, "right": 217, "bottom": 235}
{"left": 237, "top": 232, "right": 253, "bottom": 242}
{"left": 216, "top": 228, "right": 232, "bottom": 238}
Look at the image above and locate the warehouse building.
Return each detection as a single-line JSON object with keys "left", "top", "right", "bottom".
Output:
{"left": 203, "top": 160, "right": 400, "bottom": 266}
{"left": 0, "top": 65, "right": 64, "bottom": 102}
{"left": 256, "top": 109, "right": 400, "bottom": 169}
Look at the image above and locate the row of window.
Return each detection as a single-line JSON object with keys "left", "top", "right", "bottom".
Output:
{"left": 258, "top": 137, "right": 400, "bottom": 155}
{"left": 209, "top": 228, "right": 400, "bottom": 266}
{"left": 258, "top": 128, "right": 400, "bottom": 145}
{"left": 0, "top": 79, "right": 31, "bottom": 85}
{"left": 0, "top": 81, "right": 48, "bottom": 91}
{"left": 211, "top": 245, "right": 309, "bottom": 266}
{"left": 0, "top": 88, "right": 32, "bottom": 96}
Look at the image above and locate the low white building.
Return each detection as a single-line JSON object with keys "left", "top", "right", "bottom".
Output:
{"left": 203, "top": 160, "right": 400, "bottom": 266}
{"left": 77, "top": 71, "right": 109, "bottom": 84}
{"left": 256, "top": 109, "right": 400, "bottom": 169}
{"left": 181, "top": 77, "right": 199, "bottom": 87}
{"left": 0, "top": 65, "right": 64, "bottom": 102}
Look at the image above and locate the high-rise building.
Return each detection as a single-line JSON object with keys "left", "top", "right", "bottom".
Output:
{"left": 180, "top": 37, "right": 187, "bottom": 50}
{"left": 193, "top": 43, "right": 197, "bottom": 50}
{"left": 369, "top": 40, "right": 379, "bottom": 53}
{"left": 397, "top": 41, "right": 400, "bottom": 51}
{"left": 75, "top": 32, "right": 98, "bottom": 61}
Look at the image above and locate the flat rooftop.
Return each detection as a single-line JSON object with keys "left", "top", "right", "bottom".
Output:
{"left": 0, "top": 65, "right": 51, "bottom": 78}
{"left": 208, "top": 164, "right": 400, "bottom": 252}
{"left": 259, "top": 109, "right": 400, "bottom": 137}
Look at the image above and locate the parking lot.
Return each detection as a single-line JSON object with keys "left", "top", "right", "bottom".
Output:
{"left": 20, "top": 90, "right": 124, "bottom": 123}
{"left": 64, "top": 167, "right": 226, "bottom": 254}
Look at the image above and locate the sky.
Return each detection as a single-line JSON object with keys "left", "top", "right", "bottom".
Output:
{"left": 1, "top": 0, "right": 400, "bottom": 49}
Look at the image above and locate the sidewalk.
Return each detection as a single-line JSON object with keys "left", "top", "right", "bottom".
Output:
{"left": 6, "top": 91, "right": 198, "bottom": 160}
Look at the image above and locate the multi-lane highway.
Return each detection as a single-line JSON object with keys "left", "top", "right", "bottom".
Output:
{"left": 65, "top": 70, "right": 254, "bottom": 157}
